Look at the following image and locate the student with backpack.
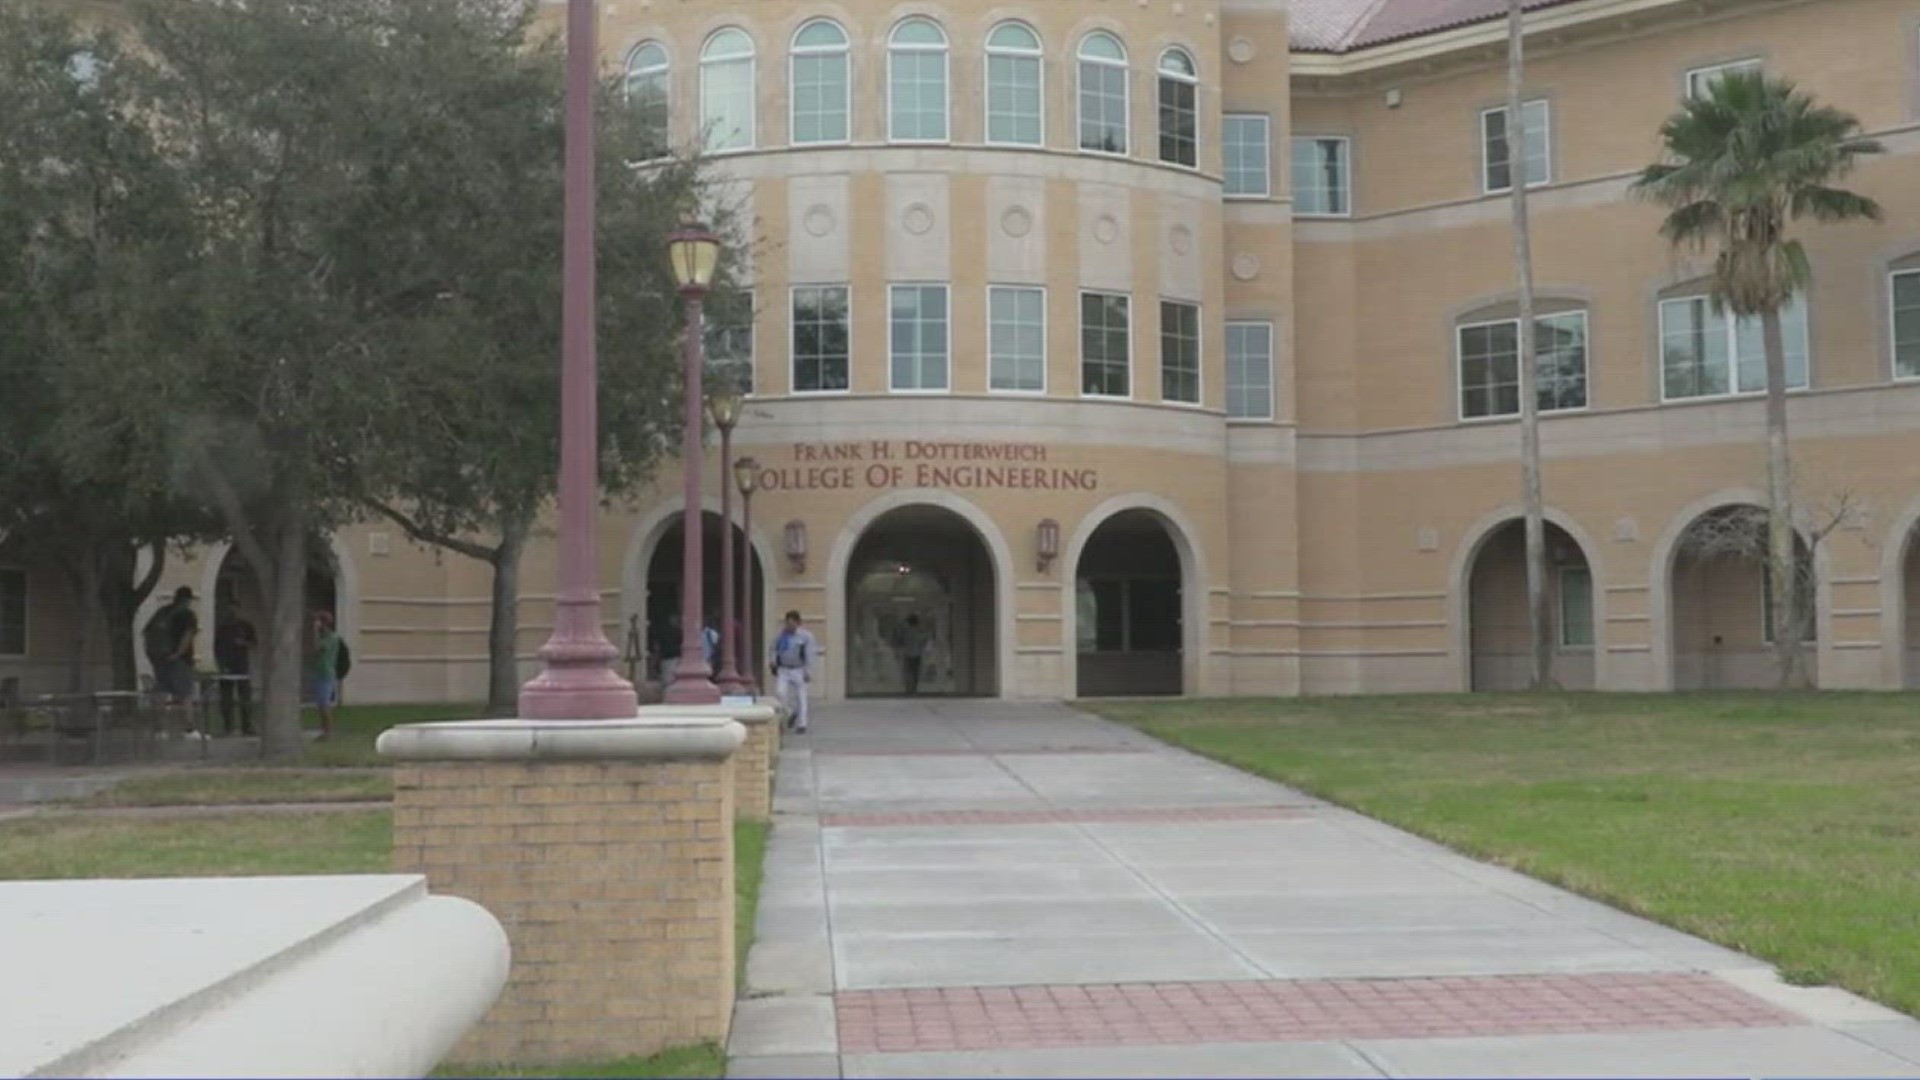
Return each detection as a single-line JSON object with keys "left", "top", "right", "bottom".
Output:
{"left": 143, "top": 586, "right": 201, "bottom": 708}
{"left": 311, "top": 611, "right": 347, "bottom": 741}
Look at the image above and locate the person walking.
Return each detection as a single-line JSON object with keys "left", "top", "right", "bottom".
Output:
{"left": 896, "top": 614, "right": 930, "bottom": 696}
{"left": 311, "top": 611, "right": 342, "bottom": 741}
{"left": 772, "top": 610, "right": 816, "bottom": 733}
{"left": 144, "top": 586, "right": 202, "bottom": 734}
{"left": 212, "top": 602, "right": 257, "bottom": 736}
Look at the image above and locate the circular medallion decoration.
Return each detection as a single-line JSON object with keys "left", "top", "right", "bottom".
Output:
{"left": 803, "top": 205, "right": 836, "bottom": 238}
{"left": 903, "top": 203, "right": 935, "bottom": 236}
{"left": 1231, "top": 253, "right": 1261, "bottom": 281}
{"left": 1228, "top": 37, "right": 1256, "bottom": 64}
{"left": 1001, "top": 206, "right": 1033, "bottom": 238}
{"left": 1093, "top": 214, "right": 1120, "bottom": 246}
{"left": 1169, "top": 225, "right": 1194, "bottom": 256}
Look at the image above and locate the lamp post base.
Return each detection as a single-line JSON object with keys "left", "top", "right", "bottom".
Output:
{"left": 664, "top": 665, "right": 723, "bottom": 706}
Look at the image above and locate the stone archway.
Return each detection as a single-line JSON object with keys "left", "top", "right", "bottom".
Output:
{"left": 1665, "top": 503, "right": 1817, "bottom": 690}
{"left": 1066, "top": 501, "right": 1203, "bottom": 698}
{"left": 841, "top": 506, "right": 999, "bottom": 698}
{"left": 1460, "top": 520, "right": 1600, "bottom": 691}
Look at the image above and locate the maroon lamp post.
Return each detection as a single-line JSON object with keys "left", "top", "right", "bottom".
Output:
{"left": 734, "top": 456, "right": 760, "bottom": 695}
{"left": 519, "top": 0, "right": 636, "bottom": 721}
{"left": 707, "top": 387, "right": 746, "bottom": 695}
{"left": 664, "top": 223, "right": 723, "bottom": 706}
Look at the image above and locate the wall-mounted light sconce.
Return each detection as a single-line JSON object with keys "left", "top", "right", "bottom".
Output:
{"left": 1036, "top": 518, "right": 1061, "bottom": 574}
{"left": 784, "top": 519, "right": 808, "bottom": 574}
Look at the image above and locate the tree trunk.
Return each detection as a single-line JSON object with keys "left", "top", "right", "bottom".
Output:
{"left": 255, "top": 509, "right": 310, "bottom": 761}
{"left": 61, "top": 554, "right": 101, "bottom": 694}
{"left": 1761, "top": 306, "right": 1803, "bottom": 689}
{"left": 485, "top": 515, "right": 530, "bottom": 717}
{"left": 100, "top": 540, "right": 165, "bottom": 692}
{"left": 1507, "top": 0, "right": 1555, "bottom": 691}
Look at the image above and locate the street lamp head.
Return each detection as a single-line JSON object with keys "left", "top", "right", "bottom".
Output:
{"left": 667, "top": 222, "right": 722, "bottom": 294}
{"left": 707, "top": 386, "right": 745, "bottom": 431}
{"left": 734, "top": 456, "right": 760, "bottom": 496}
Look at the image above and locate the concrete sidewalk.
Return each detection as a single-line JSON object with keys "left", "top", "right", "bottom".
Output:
{"left": 727, "top": 700, "right": 1920, "bottom": 1079}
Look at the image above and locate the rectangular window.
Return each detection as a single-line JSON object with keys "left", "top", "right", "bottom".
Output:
{"left": 1160, "top": 300, "right": 1200, "bottom": 404}
{"left": 1291, "top": 136, "right": 1350, "bottom": 217}
{"left": 888, "top": 284, "right": 949, "bottom": 392}
{"left": 1482, "top": 100, "right": 1551, "bottom": 193}
{"left": 1080, "top": 292, "right": 1131, "bottom": 397}
{"left": 1078, "top": 61, "right": 1129, "bottom": 154}
{"left": 792, "top": 52, "right": 850, "bottom": 144}
{"left": 1687, "top": 58, "right": 1762, "bottom": 99}
{"left": 1225, "top": 321, "right": 1274, "bottom": 420}
{"left": 0, "top": 568, "right": 24, "bottom": 657}
{"left": 988, "top": 286, "right": 1046, "bottom": 392}
{"left": 1457, "top": 311, "right": 1589, "bottom": 420}
{"left": 1659, "top": 294, "right": 1809, "bottom": 400}
{"left": 1222, "top": 114, "right": 1271, "bottom": 198}
{"left": 706, "top": 289, "right": 754, "bottom": 391}
{"left": 1894, "top": 270, "right": 1920, "bottom": 379}
{"left": 889, "top": 49, "right": 949, "bottom": 142}
{"left": 986, "top": 53, "right": 1043, "bottom": 145}
{"left": 791, "top": 286, "right": 850, "bottom": 393}
{"left": 1559, "top": 567, "right": 1594, "bottom": 648}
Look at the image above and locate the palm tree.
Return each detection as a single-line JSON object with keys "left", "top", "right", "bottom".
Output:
{"left": 1633, "top": 71, "right": 1881, "bottom": 687}
{"left": 1505, "top": 0, "right": 1552, "bottom": 691}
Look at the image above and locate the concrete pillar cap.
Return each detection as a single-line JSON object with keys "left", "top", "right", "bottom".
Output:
{"left": 376, "top": 716, "right": 746, "bottom": 763}
{"left": 637, "top": 702, "right": 779, "bottom": 726}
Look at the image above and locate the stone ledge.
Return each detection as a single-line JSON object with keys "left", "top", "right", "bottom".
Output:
{"left": 640, "top": 703, "right": 780, "bottom": 728}
{"left": 377, "top": 717, "right": 746, "bottom": 763}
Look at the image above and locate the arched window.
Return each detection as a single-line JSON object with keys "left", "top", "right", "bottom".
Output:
{"left": 1077, "top": 32, "right": 1129, "bottom": 155}
{"left": 1157, "top": 48, "right": 1197, "bottom": 167}
{"left": 624, "top": 42, "right": 670, "bottom": 156}
{"left": 790, "top": 20, "right": 849, "bottom": 145}
{"left": 888, "top": 18, "right": 949, "bottom": 142}
{"left": 985, "top": 21, "right": 1043, "bottom": 146}
{"left": 700, "top": 28, "right": 755, "bottom": 152}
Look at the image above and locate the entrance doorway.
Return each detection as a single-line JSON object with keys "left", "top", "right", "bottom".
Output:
{"left": 1465, "top": 519, "right": 1597, "bottom": 691}
{"left": 844, "top": 506, "right": 996, "bottom": 697}
{"left": 642, "top": 512, "right": 767, "bottom": 686}
{"left": 1075, "top": 510, "right": 1184, "bottom": 696}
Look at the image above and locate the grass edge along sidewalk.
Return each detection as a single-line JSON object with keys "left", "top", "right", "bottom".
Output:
{"left": 1088, "top": 691, "right": 1920, "bottom": 1022}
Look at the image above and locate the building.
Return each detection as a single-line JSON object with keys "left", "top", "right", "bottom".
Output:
{"left": 8, "top": 0, "right": 1920, "bottom": 704}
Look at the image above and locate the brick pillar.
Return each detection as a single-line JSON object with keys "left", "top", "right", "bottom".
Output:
{"left": 636, "top": 703, "right": 778, "bottom": 823}
{"left": 379, "top": 717, "right": 744, "bottom": 1069}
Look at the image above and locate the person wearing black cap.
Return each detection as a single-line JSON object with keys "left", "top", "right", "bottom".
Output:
{"left": 159, "top": 585, "right": 200, "bottom": 706}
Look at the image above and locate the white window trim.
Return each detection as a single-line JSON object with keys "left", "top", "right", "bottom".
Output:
{"left": 699, "top": 29, "right": 756, "bottom": 154}
{"left": 887, "top": 283, "right": 953, "bottom": 394}
{"left": 1291, "top": 134, "right": 1352, "bottom": 219}
{"left": 1656, "top": 294, "right": 1812, "bottom": 404}
{"left": 1480, "top": 99, "right": 1552, "bottom": 196}
{"left": 1157, "top": 48, "right": 1200, "bottom": 171}
{"left": 0, "top": 566, "right": 26, "bottom": 659}
{"left": 983, "top": 22, "right": 1046, "bottom": 148}
{"left": 1892, "top": 267, "right": 1920, "bottom": 381}
{"left": 789, "top": 284, "right": 852, "bottom": 396}
{"left": 1224, "top": 319, "right": 1277, "bottom": 422}
{"left": 1685, "top": 57, "right": 1762, "bottom": 100}
{"left": 887, "top": 19, "right": 952, "bottom": 146}
{"left": 1159, "top": 297, "right": 1204, "bottom": 407}
{"left": 789, "top": 19, "right": 851, "bottom": 148}
{"left": 987, "top": 283, "right": 1049, "bottom": 395}
{"left": 624, "top": 42, "right": 672, "bottom": 160}
{"left": 1558, "top": 566, "right": 1595, "bottom": 650}
{"left": 1454, "top": 309, "right": 1591, "bottom": 424}
{"left": 1078, "top": 288, "right": 1134, "bottom": 400}
{"left": 1222, "top": 114, "right": 1272, "bottom": 200}
{"left": 1076, "top": 35, "right": 1131, "bottom": 158}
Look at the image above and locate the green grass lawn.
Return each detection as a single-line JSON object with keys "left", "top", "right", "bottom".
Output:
{"left": 1090, "top": 691, "right": 1920, "bottom": 1017}
{"left": 735, "top": 819, "right": 769, "bottom": 983}
{"left": 83, "top": 769, "right": 392, "bottom": 807}
{"left": 300, "top": 702, "right": 486, "bottom": 767}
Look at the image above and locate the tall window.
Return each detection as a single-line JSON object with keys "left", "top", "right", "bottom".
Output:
{"left": 0, "top": 568, "right": 24, "bottom": 656}
{"left": 624, "top": 42, "right": 670, "bottom": 156}
{"left": 989, "top": 286, "right": 1046, "bottom": 392}
{"left": 1225, "top": 321, "right": 1274, "bottom": 420}
{"left": 1893, "top": 269, "right": 1920, "bottom": 379}
{"left": 1482, "top": 100, "right": 1551, "bottom": 193}
{"left": 1687, "top": 58, "right": 1761, "bottom": 99}
{"left": 888, "top": 18, "right": 949, "bottom": 143}
{"left": 790, "top": 20, "right": 850, "bottom": 145}
{"left": 889, "top": 284, "right": 949, "bottom": 392}
{"left": 1291, "top": 136, "right": 1349, "bottom": 216}
{"left": 1160, "top": 301, "right": 1200, "bottom": 404}
{"left": 985, "top": 22, "right": 1044, "bottom": 146}
{"left": 1659, "top": 293, "right": 1809, "bottom": 400}
{"left": 792, "top": 286, "right": 850, "bottom": 393}
{"left": 1222, "top": 114, "right": 1270, "bottom": 198}
{"left": 1559, "top": 567, "right": 1594, "bottom": 648}
{"left": 1080, "top": 291, "right": 1131, "bottom": 397}
{"left": 700, "top": 28, "right": 755, "bottom": 152}
{"left": 707, "top": 289, "right": 755, "bottom": 392}
{"left": 1077, "top": 32, "right": 1129, "bottom": 155}
{"left": 1157, "top": 48, "right": 1198, "bottom": 168}
{"left": 1457, "top": 311, "right": 1589, "bottom": 420}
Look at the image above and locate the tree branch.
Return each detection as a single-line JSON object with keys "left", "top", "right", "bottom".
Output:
{"left": 191, "top": 444, "right": 272, "bottom": 577}
{"left": 364, "top": 496, "right": 500, "bottom": 564}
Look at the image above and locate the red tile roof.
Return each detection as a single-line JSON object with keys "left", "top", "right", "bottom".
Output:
{"left": 1292, "top": 0, "right": 1592, "bottom": 53}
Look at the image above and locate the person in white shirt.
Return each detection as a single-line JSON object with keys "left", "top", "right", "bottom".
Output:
{"left": 771, "top": 610, "right": 817, "bottom": 733}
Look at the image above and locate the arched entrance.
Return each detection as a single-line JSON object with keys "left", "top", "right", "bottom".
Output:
{"left": 1464, "top": 520, "right": 1598, "bottom": 691}
{"left": 1669, "top": 504, "right": 1815, "bottom": 689}
{"left": 1074, "top": 510, "right": 1185, "bottom": 697}
{"left": 1898, "top": 526, "right": 1920, "bottom": 688}
{"left": 843, "top": 506, "right": 997, "bottom": 698}
{"left": 207, "top": 537, "right": 344, "bottom": 699}
{"left": 640, "top": 511, "right": 767, "bottom": 687}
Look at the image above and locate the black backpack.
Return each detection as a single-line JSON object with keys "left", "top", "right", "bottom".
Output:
{"left": 142, "top": 604, "right": 175, "bottom": 661}
{"left": 335, "top": 639, "right": 352, "bottom": 680}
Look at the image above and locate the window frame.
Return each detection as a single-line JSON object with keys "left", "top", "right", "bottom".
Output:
{"left": 0, "top": 566, "right": 25, "bottom": 658}
{"left": 624, "top": 41, "right": 672, "bottom": 157}
{"left": 886, "top": 17, "right": 951, "bottom": 145}
{"left": 1290, "top": 135, "right": 1351, "bottom": 218}
{"left": 1222, "top": 113, "right": 1272, "bottom": 200}
{"left": 1892, "top": 267, "right": 1920, "bottom": 381}
{"left": 1156, "top": 47, "right": 1199, "bottom": 170}
{"left": 1479, "top": 99, "right": 1552, "bottom": 195}
{"left": 1224, "top": 319, "right": 1276, "bottom": 421}
{"left": 1686, "top": 57, "right": 1762, "bottom": 100}
{"left": 789, "top": 284, "right": 852, "bottom": 396}
{"left": 1159, "top": 298, "right": 1202, "bottom": 406}
{"left": 789, "top": 19, "right": 852, "bottom": 147}
{"left": 1558, "top": 565, "right": 1595, "bottom": 649}
{"left": 983, "top": 21, "right": 1045, "bottom": 148}
{"left": 1657, "top": 293, "right": 1812, "bottom": 403}
{"left": 1078, "top": 289, "right": 1133, "bottom": 400}
{"left": 1076, "top": 32, "right": 1131, "bottom": 158}
{"left": 887, "top": 282, "right": 952, "bottom": 394}
{"left": 987, "top": 284, "right": 1049, "bottom": 395}
{"left": 698, "top": 27, "right": 757, "bottom": 154}
{"left": 1453, "top": 309, "right": 1591, "bottom": 423}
